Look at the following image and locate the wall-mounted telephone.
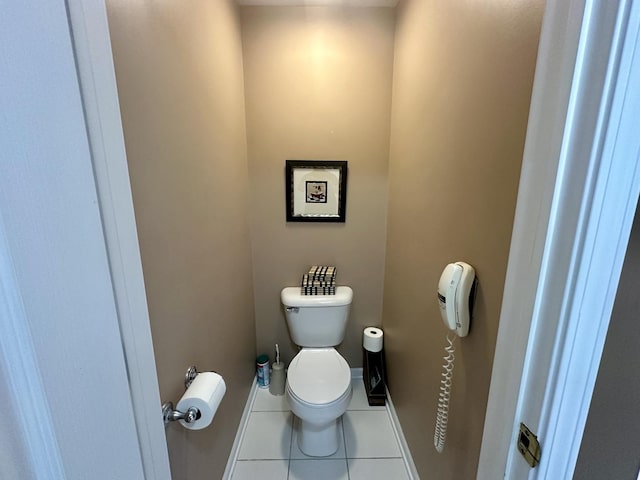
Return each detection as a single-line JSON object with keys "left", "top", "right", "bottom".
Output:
{"left": 437, "top": 261, "right": 477, "bottom": 337}
{"left": 434, "top": 261, "right": 477, "bottom": 453}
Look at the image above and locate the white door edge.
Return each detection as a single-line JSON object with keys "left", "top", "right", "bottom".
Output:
{"left": 532, "top": 0, "right": 640, "bottom": 476}
{"left": 66, "top": 1, "right": 171, "bottom": 479}
{"left": 478, "top": 0, "right": 640, "bottom": 478}
{"left": 0, "top": 219, "right": 66, "bottom": 479}
{"left": 477, "top": 0, "right": 589, "bottom": 473}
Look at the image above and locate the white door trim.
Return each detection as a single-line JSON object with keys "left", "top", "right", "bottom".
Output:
{"left": 478, "top": 0, "right": 640, "bottom": 478}
{"left": 0, "top": 219, "right": 66, "bottom": 479}
{"left": 66, "top": 2, "right": 171, "bottom": 479}
{"left": 532, "top": 0, "right": 640, "bottom": 476}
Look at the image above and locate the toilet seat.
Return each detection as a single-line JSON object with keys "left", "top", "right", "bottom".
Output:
{"left": 287, "top": 382, "right": 351, "bottom": 410}
{"left": 287, "top": 348, "right": 351, "bottom": 405}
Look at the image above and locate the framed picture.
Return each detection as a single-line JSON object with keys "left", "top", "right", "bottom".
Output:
{"left": 285, "top": 160, "right": 348, "bottom": 222}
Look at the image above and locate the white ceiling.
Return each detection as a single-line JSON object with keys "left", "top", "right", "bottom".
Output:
{"left": 235, "top": 0, "right": 398, "bottom": 6}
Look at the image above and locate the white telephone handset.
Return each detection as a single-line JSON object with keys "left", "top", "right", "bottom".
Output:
{"left": 434, "top": 261, "right": 477, "bottom": 453}
{"left": 437, "top": 261, "right": 476, "bottom": 337}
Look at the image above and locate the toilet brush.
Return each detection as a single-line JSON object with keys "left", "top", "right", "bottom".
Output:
{"left": 270, "top": 344, "right": 286, "bottom": 396}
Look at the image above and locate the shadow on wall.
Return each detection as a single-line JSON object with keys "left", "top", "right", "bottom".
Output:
{"left": 104, "top": 1, "right": 256, "bottom": 479}
{"left": 382, "top": 0, "right": 543, "bottom": 478}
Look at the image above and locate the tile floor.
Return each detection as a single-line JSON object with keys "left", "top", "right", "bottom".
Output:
{"left": 229, "top": 378, "right": 412, "bottom": 480}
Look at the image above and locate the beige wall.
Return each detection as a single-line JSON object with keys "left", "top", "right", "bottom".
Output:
{"left": 105, "top": 1, "right": 546, "bottom": 477}
{"left": 240, "top": 6, "right": 396, "bottom": 366}
{"left": 383, "top": 0, "right": 543, "bottom": 477}
{"left": 574, "top": 204, "right": 640, "bottom": 480}
{"left": 105, "top": 1, "right": 256, "bottom": 479}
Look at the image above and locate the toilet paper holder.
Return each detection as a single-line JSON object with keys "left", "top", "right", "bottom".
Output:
{"left": 161, "top": 366, "right": 202, "bottom": 426}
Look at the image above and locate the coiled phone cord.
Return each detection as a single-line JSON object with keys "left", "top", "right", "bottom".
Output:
{"left": 434, "top": 333, "right": 456, "bottom": 453}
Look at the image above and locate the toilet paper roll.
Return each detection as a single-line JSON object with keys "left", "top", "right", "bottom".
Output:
{"left": 363, "top": 327, "right": 384, "bottom": 353}
{"left": 177, "top": 372, "right": 226, "bottom": 430}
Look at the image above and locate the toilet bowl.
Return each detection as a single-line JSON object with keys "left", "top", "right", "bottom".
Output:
{"left": 281, "top": 285, "right": 354, "bottom": 456}
{"left": 286, "top": 347, "right": 352, "bottom": 457}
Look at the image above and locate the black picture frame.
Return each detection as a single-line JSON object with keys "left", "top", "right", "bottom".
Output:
{"left": 285, "top": 160, "right": 348, "bottom": 222}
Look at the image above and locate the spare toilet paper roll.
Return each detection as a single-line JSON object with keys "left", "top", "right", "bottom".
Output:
{"left": 177, "top": 371, "right": 226, "bottom": 430}
{"left": 363, "top": 327, "right": 384, "bottom": 353}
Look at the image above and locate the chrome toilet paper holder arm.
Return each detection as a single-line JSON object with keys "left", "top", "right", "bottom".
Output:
{"left": 162, "top": 402, "right": 200, "bottom": 425}
{"left": 161, "top": 365, "right": 202, "bottom": 426}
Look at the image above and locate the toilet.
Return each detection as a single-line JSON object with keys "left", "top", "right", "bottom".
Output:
{"left": 281, "top": 286, "right": 353, "bottom": 457}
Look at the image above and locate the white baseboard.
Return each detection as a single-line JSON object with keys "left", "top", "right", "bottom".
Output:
{"left": 385, "top": 386, "right": 420, "bottom": 479}
{"left": 221, "top": 377, "right": 259, "bottom": 480}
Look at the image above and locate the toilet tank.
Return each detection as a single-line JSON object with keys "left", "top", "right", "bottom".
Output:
{"left": 281, "top": 286, "right": 353, "bottom": 347}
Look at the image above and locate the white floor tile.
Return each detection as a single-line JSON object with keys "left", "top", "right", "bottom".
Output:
{"left": 231, "top": 460, "right": 289, "bottom": 480}
{"left": 290, "top": 416, "right": 346, "bottom": 459}
{"left": 288, "top": 460, "right": 348, "bottom": 480}
{"left": 253, "top": 387, "right": 289, "bottom": 411}
{"left": 347, "top": 378, "right": 386, "bottom": 411}
{"left": 232, "top": 381, "right": 414, "bottom": 478}
{"left": 343, "top": 411, "right": 402, "bottom": 458}
{"left": 347, "top": 458, "right": 410, "bottom": 480}
{"left": 238, "top": 411, "right": 292, "bottom": 460}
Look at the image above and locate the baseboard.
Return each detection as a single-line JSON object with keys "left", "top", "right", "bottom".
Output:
{"left": 221, "top": 377, "right": 259, "bottom": 480}
{"left": 385, "top": 386, "right": 420, "bottom": 480}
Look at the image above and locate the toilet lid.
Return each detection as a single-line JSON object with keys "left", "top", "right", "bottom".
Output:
{"left": 287, "top": 349, "right": 351, "bottom": 405}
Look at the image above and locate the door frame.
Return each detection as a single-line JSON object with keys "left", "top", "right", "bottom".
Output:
{"left": 478, "top": 0, "right": 640, "bottom": 478}
{"left": 2, "top": 1, "right": 170, "bottom": 478}
{"left": 68, "top": 0, "right": 640, "bottom": 479}
{"left": 66, "top": 1, "right": 171, "bottom": 478}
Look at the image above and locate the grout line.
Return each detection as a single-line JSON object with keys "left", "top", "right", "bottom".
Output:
{"left": 345, "top": 456, "right": 404, "bottom": 459}
{"left": 341, "top": 417, "right": 351, "bottom": 480}
{"left": 290, "top": 458, "right": 349, "bottom": 461}
{"left": 287, "top": 413, "right": 293, "bottom": 479}
{"left": 285, "top": 455, "right": 404, "bottom": 460}
{"left": 340, "top": 416, "right": 349, "bottom": 460}
{"left": 347, "top": 408, "right": 386, "bottom": 411}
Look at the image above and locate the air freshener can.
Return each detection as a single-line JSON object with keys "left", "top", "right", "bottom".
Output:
{"left": 257, "top": 354, "right": 270, "bottom": 388}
